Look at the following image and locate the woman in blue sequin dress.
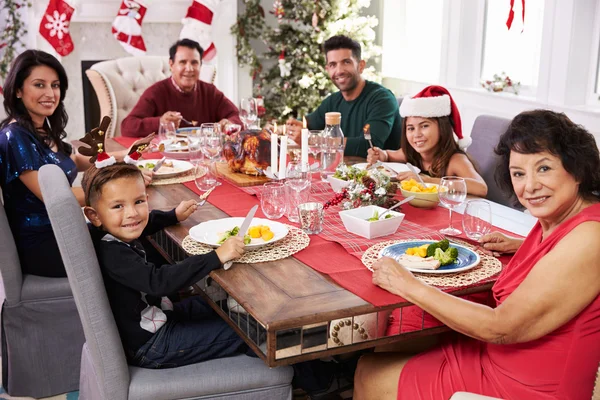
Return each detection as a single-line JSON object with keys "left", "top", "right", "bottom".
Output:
{"left": 0, "top": 50, "right": 152, "bottom": 277}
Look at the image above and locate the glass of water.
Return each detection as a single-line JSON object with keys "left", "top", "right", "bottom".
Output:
{"left": 260, "top": 182, "right": 286, "bottom": 219}
{"left": 462, "top": 200, "right": 492, "bottom": 241}
{"left": 438, "top": 176, "right": 467, "bottom": 236}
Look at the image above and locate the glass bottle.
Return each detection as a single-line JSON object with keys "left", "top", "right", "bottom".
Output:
{"left": 320, "top": 112, "right": 345, "bottom": 181}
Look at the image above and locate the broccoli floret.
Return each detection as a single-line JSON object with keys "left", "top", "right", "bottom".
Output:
{"left": 445, "top": 247, "right": 458, "bottom": 259}
{"left": 385, "top": 214, "right": 393, "bottom": 219}
{"left": 426, "top": 243, "right": 440, "bottom": 257}
{"left": 243, "top": 234, "right": 251, "bottom": 245}
{"left": 438, "top": 239, "right": 450, "bottom": 251}
{"left": 433, "top": 247, "right": 455, "bottom": 266}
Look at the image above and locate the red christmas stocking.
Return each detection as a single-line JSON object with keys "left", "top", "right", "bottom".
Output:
{"left": 39, "top": 0, "right": 78, "bottom": 56}
{"left": 112, "top": 0, "right": 151, "bottom": 56}
{"left": 180, "top": 0, "right": 220, "bottom": 61}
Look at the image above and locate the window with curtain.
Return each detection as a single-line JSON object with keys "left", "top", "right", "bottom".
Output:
{"left": 480, "top": 0, "right": 545, "bottom": 89}
{"left": 381, "top": 0, "right": 444, "bottom": 83}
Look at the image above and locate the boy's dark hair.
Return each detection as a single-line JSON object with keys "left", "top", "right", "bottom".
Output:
{"left": 323, "top": 35, "right": 362, "bottom": 61}
{"left": 82, "top": 162, "right": 145, "bottom": 206}
{"left": 169, "top": 38, "right": 204, "bottom": 61}
{"left": 495, "top": 109, "right": 600, "bottom": 202}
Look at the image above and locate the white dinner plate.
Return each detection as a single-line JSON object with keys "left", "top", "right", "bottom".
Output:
{"left": 378, "top": 240, "right": 480, "bottom": 274}
{"left": 137, "top": 159, "right": 194, "bottom": 178}
{"left": 353, "top": 162, "right": 418, "bottom": 176}
{"left": 189, "top": 217, "right": 289, "bottom": 249}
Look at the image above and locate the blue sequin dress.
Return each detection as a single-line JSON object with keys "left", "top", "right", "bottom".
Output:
{"left": 0, "top": 124, "right": 77, "bottom": 277}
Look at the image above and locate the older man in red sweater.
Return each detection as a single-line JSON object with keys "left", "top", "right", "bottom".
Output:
{"left": 121, "top": 39, "right": 242, "bottom": 137}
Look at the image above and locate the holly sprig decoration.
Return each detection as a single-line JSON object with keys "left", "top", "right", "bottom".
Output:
{"left": 0, "top": 0, "right": 31, "bottom": 93}
{"left": 325, "top": 165, "right": 398, "bottom": 210}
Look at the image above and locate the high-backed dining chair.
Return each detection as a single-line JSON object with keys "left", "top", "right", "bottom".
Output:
{"left": 467, "top": 115, "right": 516, "bottom": 208}
{"left": 0, "top": 195, "right": 84, "bottom": 397}
{"left": 39, "top": 164, "right": 294, "bottom": 400}
{"left": 86, "top": 56, "right": 217, "bottom": 138}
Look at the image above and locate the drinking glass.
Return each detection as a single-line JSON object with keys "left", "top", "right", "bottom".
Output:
{"left": 194, "top": 163, "right": 218, "bottom": 192}
{"left": 187, "top": 137, "right": 202, "bottom": 166}
{"left": 240, "top": 98, "right": 258, "bottom": 129}
{"left": 462, "top": 200, "right": 492, "bottom": 241}
{"left": 158, "top": 121, "right": 176, "bottom": 143}
{"left": 286, "top": 161, "right": 311, "bottom": 192}
{"left": 438, "top": 176, "right": 467, "bottom": 235}
{"left": 285, "top": 181, "right": 310, "bottom": 223}
{"left": 260, "top": 182, "right": 286, "bottom": 219}
{"left": 308, "top": 130, "right": 323, "bottom": 171}
{"left": 200, "top": 123, "right": 223, "bottom": 186}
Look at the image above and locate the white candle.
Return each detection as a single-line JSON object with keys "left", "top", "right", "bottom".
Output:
{"left": 301, "top": 116, "right": 309, "bottom": 171}
{"left": 271, "top": 133, "right": 278, "bottom": 177}
{"left": 279, "top": 136, "right": 287, "bottom": 179}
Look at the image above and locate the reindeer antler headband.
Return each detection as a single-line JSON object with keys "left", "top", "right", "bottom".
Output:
{"left": 78, "top": 116, "right": 117, "bottom": 168}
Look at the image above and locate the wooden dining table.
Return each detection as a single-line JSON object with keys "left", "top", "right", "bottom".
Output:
{"left": 108, "top": 138, "right": 533, "bottom": 368}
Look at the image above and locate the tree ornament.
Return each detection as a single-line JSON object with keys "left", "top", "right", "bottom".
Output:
{"left": 39, "top": 0, "right": 78, "bottom": 56}
{"left": 180, "top": 0, "right": 220, "bottom": 62}
{"left": 278, "top": 50, "right": 291, "bottom": 78}
{"left": 271, "top": 0, "right": 284, "bottom": 21}
{"left": 112, "top": 0, "right": 151, "bottom": 56}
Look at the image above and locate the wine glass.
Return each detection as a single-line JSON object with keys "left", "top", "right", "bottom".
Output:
{"left": 438, "top": 176, "right": 467, "bottom": 235}
{"left": 158, "top": 121, "right": 176, "bottom": 143}
{"left": 260, "top": 182, "right": 286, "bottom": 219}
{"left": 462, "top": 200, "right": 492, "bottom": 241}
{"left": 285, "top": 161, "right": 311, "bottom": 223}
{"left": 200, "top": 123, "right": 223, "bottom": 187}
{"left": 194, "top": 163, "right": 217, "bottom": 192}
{"left": 240, "top": 98, "right": 258, "bottom": 129}
{"left": 308, "top": 130, "right": 323, "bottom": 171}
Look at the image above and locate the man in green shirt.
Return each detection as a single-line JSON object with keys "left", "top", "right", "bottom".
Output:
{"left": 287, "top": 35, "right": 402, "bottom": 158}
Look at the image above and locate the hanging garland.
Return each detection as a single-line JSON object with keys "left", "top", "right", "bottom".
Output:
{"left": 0, "top": 1, "right": 31, "bottom": 94}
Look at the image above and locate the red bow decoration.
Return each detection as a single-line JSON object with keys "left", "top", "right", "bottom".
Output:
{"left": 506, "top": 0, "right": 526, "bottom": 32}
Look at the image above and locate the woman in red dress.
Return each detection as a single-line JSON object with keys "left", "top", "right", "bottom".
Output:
{"left": 354, "top": 109, "right": 600, "bottom": 400}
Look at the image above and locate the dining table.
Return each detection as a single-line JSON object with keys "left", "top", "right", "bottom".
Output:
{"left": 108, "top": 137, "right": 536, "bottom": 368}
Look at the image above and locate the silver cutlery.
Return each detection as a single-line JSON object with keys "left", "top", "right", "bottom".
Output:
{"left": 196, "top": 200, "right": 206, "bottom": 207}
{"left": 406, "top": 162, "right": 426, "bottom": 186}
{"left": 223, "top": 205, "right": 258, "bottom": 270}
{"left": 378, "top": 196, "right": 415, "bottom": 219}
{"left": 152, "top": 157, "right": 166, "bottom": 172}
{"left": 363, "top": 124, "right": 373, "bottom": 149}
{"left": 196, "top": 187, "right": 215, "bottom": 206}
{"left": 181, "top": 117, "right": 198, "bottom": 126}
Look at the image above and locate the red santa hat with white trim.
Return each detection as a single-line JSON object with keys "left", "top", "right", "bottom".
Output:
{"left": 399, "top": 85, "right": 472, "bottom": 150}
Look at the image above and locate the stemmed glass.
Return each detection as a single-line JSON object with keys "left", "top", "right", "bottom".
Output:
{"left": 260, "top": 182, "right": 287, "bottom": 219}
{"left": 438, "top": 176, "right": 467, "bottom": 235}
{"left": 240, "top": 98, "right": 258, "bottom": 129}
{"left": 199, "top": 123, "right": 223, "bottom": 187}
{"left": 158, "top": 121, "right": 176, "bottom": 143}
{"left": 462, "top": 200, "right": 492, "bottom": 241}
{"left": 308, "top": 130, "right": 323, "bottom": 172}
{"left": 285, "top": 161, "right": 311, "bottom": 223}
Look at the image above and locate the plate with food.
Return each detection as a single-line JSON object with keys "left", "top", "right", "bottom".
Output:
{"left": 176, "top": 127, "right": 200, "bottom": 137}
{"left": 379, "top": 239, "right": 480, "bottom": 274}
{"left": 137, "top": 159, "right": 194, "bottom": 178}
{"left": 353, "top": 162, "right": 417, "bottom": 179}
{"left": 157, "top": 139, "right": 190, "bottom": 160}
{"left": 189, "top": 217, "right": 289, "bottom": 249}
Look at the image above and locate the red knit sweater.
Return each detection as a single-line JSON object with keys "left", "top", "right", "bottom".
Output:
{"left": 121, "top": 78, "right": 242, "bottom": 137}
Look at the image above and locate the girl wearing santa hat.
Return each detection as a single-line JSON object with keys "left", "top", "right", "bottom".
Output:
{"left": 367, "top": 85, "right": 488, "bottom": 197}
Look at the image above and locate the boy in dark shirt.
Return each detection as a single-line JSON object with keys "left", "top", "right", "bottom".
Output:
{"left": 81, "top": 162, "right": 249, "bottom": 368}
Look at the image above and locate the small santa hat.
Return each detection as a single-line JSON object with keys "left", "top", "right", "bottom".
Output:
{"left": 180, "top": 0, "right": 218, "bottom": 62}
{"left": 399, "top": 85, "right": 472, "bottom": 150}
{"left": 95, "top": 145, "right": 116, "bottom": 168}
{"left": 279, "top": 50, "right": 285, "bottom": 61}
{"left": 124, "top": 150, "right": 142, "bottom": 165}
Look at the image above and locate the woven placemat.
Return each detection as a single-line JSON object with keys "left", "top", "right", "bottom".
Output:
{"left": 150, "top": 165, "right": 208, "bottom": 186}
{"left": 361, "top": 239, "right": 502, "bottom": 288}
{"left": 181, "top": 225, "right": 310, "bottom": 263}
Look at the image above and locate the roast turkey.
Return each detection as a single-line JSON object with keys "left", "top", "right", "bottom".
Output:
{"left": 222, "top": 128, "right": 272, "bottom": 175}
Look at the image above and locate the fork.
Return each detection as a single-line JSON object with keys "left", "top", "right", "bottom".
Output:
{"left": 196, "top": 187, "right": 215, "bottom": 206}
{"left": 181, "top": 117, "right": 198, "bottom": 126}
{"left": 363, "top": 124, "right": 373, "bottom": 149}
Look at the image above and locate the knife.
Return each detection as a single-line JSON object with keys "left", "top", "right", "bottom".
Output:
{"left": 223, "top": 205, "right": 258, "bottom": 270}
{"left": 152, "top": 157, "right": 166, "bottom": 172}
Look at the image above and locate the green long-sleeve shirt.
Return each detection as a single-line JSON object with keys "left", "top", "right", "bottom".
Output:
{"left": 306, "top": 81, "right": 402, "bottom": 158}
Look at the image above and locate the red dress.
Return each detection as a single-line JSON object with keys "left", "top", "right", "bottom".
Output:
{"left": 398, "top": 204, "right": 600, "bottom": 399}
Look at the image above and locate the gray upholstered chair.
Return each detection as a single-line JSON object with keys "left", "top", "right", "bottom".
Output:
{"left": 0, "top": 195, "right": 84, "bottom": 397}
{"left": 86, "top": 56, "right": 217, "bottom": 138}
{"left": 467, "top": 115, "right": 516, "bottom": 208}
{"left": 39, "top": 164, "right": 294, "bottom": 400}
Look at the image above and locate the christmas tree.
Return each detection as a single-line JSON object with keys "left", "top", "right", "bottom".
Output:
{"left": 232, "top": 0, "right": 381, "bottom": 122}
